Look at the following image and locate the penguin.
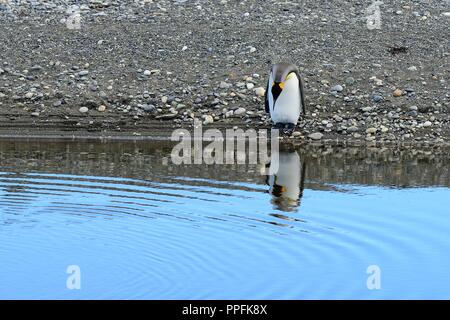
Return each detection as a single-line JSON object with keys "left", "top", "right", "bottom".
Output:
{"left": 265, "top": 63, "right": 305, "bottom": 136}
{"left": 265, "top": 146, "right": 306, "bottom": 212}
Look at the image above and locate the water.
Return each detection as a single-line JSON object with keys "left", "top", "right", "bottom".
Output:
{"left": 0, "top": 139, "right": 449, "bottom": 299}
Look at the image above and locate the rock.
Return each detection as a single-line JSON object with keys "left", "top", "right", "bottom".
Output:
{"left": 53, "top": 100, "right": 63, "bottom": 107}
{"left": 210, "top": 98, "right": 220, "bottom": 107}
{"left": 347, "top": 126, "right": 359, "bottom": 132}
{"left": 246, "top": 82, "right": 255, "bottom": 90}
{"left": 143, "top": 70, "right": 151, "bottom": 76}
{"left": 254, "top": 87, "right": 265, "bottom": 97}
{"left": 393, "top": 89, "right": 403, "bottom": 97}
{"left": 408, "top": 66, "right": 418, "bottom": 71}
{"left": 24, "top": 92, "right": 34, "bottom": 99}
{"left": 366, "top": 127, "right": 377, "bottom": 134}
{"left": 97, "top": 105, "right": 106, "bottom": 112}
{"left": 79, "top": 106, "right": 89, "bottom": 113}
{"left": 345, "top": 77, "right": 355, "bottom": 85}
{"left": 78, "top": 70, "right": 89, "bottom": 76}
{"left": 409, "top": 106, "right": 418, "bottom": 111}
{"left": 233, "top": 107, "right": 246, "bottom": 116}
{"left": 418, "top": 106, "right": 432, "bottom": 113}
{"left": 219, "top": 81, "right": 232, "bottom": 89}
{"left": 224, "top": 110, "right": 233, "bottom": 118}
{"left": 331, "top": 84, "right": 343, "bottom": 92}
{"left": 203, "top": 115, "right": 214, "bottom": 125}
{"left": 380, "top": 126, "right": 389, "bottom": 133}
{"left": 308, "top": 132, "right": 323, "bottom": 140}
{"left": 30, "top": 65, "right": 43, "bottom": 72}
{"left": 423, "top": 121, "right": 432, "bottom": 127}
{"left": 292, "top": 131, "right": 302, "bottom": 137}
{"left": 442, "top": 12, "right": 450, "bottom": 17}
{"left": 31, "top": 112, "right": 39, "bottom": 117}
{"left": 372, "top": 95, "right": 383, "bottom": 102}
{"left": 249, "top": 47, "right": 257, "bottom": 53}
{"left": 142, "top": 104, "right": 156, "bottom": 112}
{"left": 161, "top": 96, "right": 168, "bottom": 104}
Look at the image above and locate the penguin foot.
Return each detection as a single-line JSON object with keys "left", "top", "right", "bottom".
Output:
{"left": 273, "top": 123, "right": 285, "bottom": 130}
{"left": 273, "top": 123, "right": 296, "bottom": 137}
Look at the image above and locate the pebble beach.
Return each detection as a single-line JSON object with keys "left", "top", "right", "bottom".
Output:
{"left": 0, "top": 0, "right": 449, "bottom": 145}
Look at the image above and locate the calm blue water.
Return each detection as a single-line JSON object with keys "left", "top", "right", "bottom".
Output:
{"left": 0, "top": 141, "right": 449, "bottom": 299}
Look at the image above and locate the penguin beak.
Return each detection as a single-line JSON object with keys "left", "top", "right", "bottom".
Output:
{"left": 272, "top": 82, "right": 284, "bottom": 90}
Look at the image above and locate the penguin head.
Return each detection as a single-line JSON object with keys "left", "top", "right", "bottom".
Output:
{"left": 271, "top": 183, "right": 286, "bottom": 197}
{"left": 269, "top": 63, "right": 299, "bottom": 102}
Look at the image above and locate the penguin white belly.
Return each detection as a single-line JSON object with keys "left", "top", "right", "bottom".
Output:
{"left": 271, "top": 77, "right": 301, "bottom": 125}
{"left": 274, "top": 152, "right": 301, "bottom": 201}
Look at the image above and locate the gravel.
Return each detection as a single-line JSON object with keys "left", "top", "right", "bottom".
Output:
{"left": 0, "top": 0, "right": 448, "bottom": 145}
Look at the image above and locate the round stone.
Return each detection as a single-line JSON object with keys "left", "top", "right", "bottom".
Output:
{"left": 308, "top": 132, "right": 323, "bottom": 140}
{"left": 372, "top": 95, "right": 383, "bottom": 102}
{"left": 331, "top": 85, "right": 343, "bottom": 92}
{"left": 393, "top": 89, "right": 403, "bottom": 97}
{"left": 254, "top": 87, "right": 265, "bottom": 97}
{"left": 219, "top": 81, "right": 232, "bottom": 89}
{"left": 203, "top": 115, "right": 214, "bottom": 125}
{"left": 233, "top": 107, "right": 246, "bottom": 116}
{"left": 345, "top": 77, "right": 355, "bottom": 85}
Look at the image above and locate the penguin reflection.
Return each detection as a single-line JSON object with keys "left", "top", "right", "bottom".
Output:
{"left": 266, "top": 147, "right": 306, "bottom": 212}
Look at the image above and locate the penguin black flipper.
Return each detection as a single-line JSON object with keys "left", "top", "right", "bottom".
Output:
{"left": 264, "top": 78, "right": 270, "bottom": 113}
{"left": 297, "top": 72, "right": 306, "bottom": 115}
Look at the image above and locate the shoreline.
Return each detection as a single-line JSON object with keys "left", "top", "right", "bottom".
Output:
{"left": 0, "top": 125, "right": 448, "bottom": 149}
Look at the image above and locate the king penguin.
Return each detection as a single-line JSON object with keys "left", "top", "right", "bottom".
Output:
{"left": 266, "top": 146, "right": 306, "bottom": 212}
{"left": 265, "top": 63, "right": 305, "bottom": 135}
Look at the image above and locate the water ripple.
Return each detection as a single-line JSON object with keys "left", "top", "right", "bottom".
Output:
{"left": 0, "top": 172, "right": 449, "bottom": 299}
